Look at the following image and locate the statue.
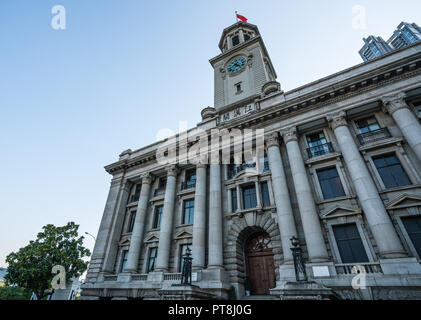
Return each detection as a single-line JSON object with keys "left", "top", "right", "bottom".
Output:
{"left": 290, "top": 236, "right": 308, "bottom": 282}
{"left": 181, "top": 247, "right": 193, "bottom": 285}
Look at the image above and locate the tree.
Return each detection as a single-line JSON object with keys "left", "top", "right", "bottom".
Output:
{"left": 0, "top": 286, "right": 31, "bottom": 300}
{"left": 5, "top": 222, "right": 91, "bottom": 300}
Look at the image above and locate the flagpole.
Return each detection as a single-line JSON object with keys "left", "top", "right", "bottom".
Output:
{"left": 235, "top": 11, "right": 238, "bottom": 23}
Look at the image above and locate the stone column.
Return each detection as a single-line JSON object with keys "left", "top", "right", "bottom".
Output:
{"left": 281, "top": 127, "right": 329, "bottom": 262}
{"left": 192, "top": 164, "right": 207, "bottom": 269}
{"left": 236, "top": 185, "right": 241, "bottom": 211}
{"left": 382, "top": 92, "right": 421, "bottom": 163}
{"left": 125, "top": 174, "right": 153, "bottom": 273}
{"left": 255, "top": 181, "right": 262, "bottom": 208}
{"left": 266, "top": 133, "right": 297, "bottom": 263}
{"left": 208, "top": 163, "right": 224, "bottom": 268}
{"left": 155, "top": 165, "right": 178, "bottom": 272}
{"left": 328, "top": 112, "right": 406, "bottom": 258}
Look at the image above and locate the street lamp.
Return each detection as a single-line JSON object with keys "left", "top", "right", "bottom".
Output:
{"left": 85, "top": 232, "right": 96, "bottom": 241}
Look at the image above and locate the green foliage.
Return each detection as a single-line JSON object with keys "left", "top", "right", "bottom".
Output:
{"left": 0, "top": 286, "right": 32, "bottom": 300}
{"left": 5, "top": 222, "right": 91, "bottom": 299}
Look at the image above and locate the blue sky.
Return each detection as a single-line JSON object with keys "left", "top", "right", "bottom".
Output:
{"left": 1, "top": 0, "right": 420, "bottom": 266}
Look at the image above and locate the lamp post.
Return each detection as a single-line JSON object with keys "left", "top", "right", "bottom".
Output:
{"left": 84, "top": 232, "right": 96, "bottom": 241}
{"left": 181, "top": 247, "right": 193, "bottom": 285}
{"left": 290, "top": 236, "right": 308, "bottom": 282}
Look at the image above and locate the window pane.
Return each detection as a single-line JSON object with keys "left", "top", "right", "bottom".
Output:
{"left": 120, "top": 250, "right": 128, "bottom": 272}
{"left": 231, "top": 189, "right": 238, "bottom": 212}
{"left": 373, "top": 154, "right": 411, "bottom": 188}
{"left": 317, "top": 167, "right": 346, "bottom": 199}
{"left": 154, "top": 206, "right": 163, "bottom": 229}
{"left": 147, "top": 248, "right": 157, "bottom": 272}
{"left": 333, "top": 224, "right": 369, "bottom": 263}
{"left": 183, "top": 199, "right": 194, "bottom": 224}
{"left": 232, "top": 35, "right": 240, "bottom": 46}
{"left": 306, "top": 131, "right": 327, "bottom": 147}
{"left": 242, "top": 185, "right": 257, "bottom": 209}
{"left": 402, "top": 216, "right": 421, "bottom": 257}
{"left": 261, "top": 182, "right": 271, "bottom": 207}
{"left": 355, "top": 117, "right": 380, "bottom": 134}
{"left": 128, "top": 212, "right": 136, "bottom": 232}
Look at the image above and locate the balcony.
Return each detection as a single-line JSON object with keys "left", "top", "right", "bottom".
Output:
{"left": 181, "top": 180, "right": 196, "bottom": 190}
{"left": 357, "top": 128, "right": 391, "bottom": 145}
{"left": 307, "top": 142, "right": 334, "bottom": 159}
{"left": 227, "top": 162, "right": 257, "bottom": 179}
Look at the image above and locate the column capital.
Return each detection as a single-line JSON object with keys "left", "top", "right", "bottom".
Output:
{"left": 166, "top": 165, "right": 179, "bottom": 177}
{"left": 381, "top": 92, "right": 408, "bottom": 115}
{"left": 280, "top": 127, "right": 298, "bottom": 144}
{"left": 196, "top": 163, "right": 207, "bottom": 169}
{"left": 327, "top": 111, "right": 348, "bottom": 131}
{"left": 140, "top": 173, "right": 154, "bottom": 185}
{"left": 265, "top": 132, "right": 280, "bottom": 149}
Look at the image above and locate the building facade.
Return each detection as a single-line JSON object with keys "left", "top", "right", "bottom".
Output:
{"left": 81, "top": 22, "right": 421, "bottom": 300}
{"left": 359, "top": 35, "right": 393, "bottom": 62}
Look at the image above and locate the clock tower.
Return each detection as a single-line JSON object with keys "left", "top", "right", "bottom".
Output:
{"left": 209, "top": 21, "right": 280, "bottom": 115}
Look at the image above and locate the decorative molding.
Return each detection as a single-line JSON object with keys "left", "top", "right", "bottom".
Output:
{"left": 141, "top": 173, "right": 154, "bottom": 185}
{"left": 166, "top": 165, "right": 179, "bottom": 177}
{"left": 280, "top": 126, "right": 298, "bottom": 144}
{"left": 381, "top": 92, "right": 409, "bottom": 115}
{"left": 385, "top": 193, "right": 421, "bottom": 210}
{"left": 265, "top": 132, "right": 280, "bottom": 149}
{"left": 327, "top": 111, "right": 348, "bottom": 131}
{"left": 320, "top": 205, "right": 362, "bottom": 220}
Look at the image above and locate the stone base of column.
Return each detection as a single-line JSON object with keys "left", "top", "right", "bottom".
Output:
{"left": 158, "top": 285, "right": 218, "bottom": 300}
{"left": 380, "top": 257, "right": 421, "bottom": 275}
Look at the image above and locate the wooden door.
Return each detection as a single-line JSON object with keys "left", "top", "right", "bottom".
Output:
{"left": 245, "top": 233, "right": 275, "bottom": 295}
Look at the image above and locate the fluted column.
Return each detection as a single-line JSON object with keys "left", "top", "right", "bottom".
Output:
{"left": 281, "top": 127, "right": 329, "bottom": 262}
{"left": 155, "top": 166, "right": 178, "bottom": 272}
{"left": 125, "top": 174, "right": 153, "bottom": 273}
{"left": 266, "top": 133, "right": 297, "bottom": 263}
{"left": 192, "top": 164, "right": 207, "bottom": 269}
{"left": 208, "top": 163, "right": 224, "bottom": 268}
{"left": 382, "top": 92, "right": 421, "bottom": 163}
{"left": 328, "top": 112, "right": 406, "bottom": 258}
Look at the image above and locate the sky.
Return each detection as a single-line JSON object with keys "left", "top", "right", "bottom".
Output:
{"left": 0, "top": 0, "right": 420, "bottom": 267}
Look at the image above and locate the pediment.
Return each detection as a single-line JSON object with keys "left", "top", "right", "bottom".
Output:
{"left": 144, "top": 234, "right": 159, "bottom": 243}
{"left": 119, "top": 239, "right": 131, "bottom": 246}
{"left": 321, "top": 205, "right": 362, "bottom": 219}
{"left": 174, "top": 230, "right": 192, "bottom": 240}
{"left": 385, "top": 194, "right": 421, "bottom": 210}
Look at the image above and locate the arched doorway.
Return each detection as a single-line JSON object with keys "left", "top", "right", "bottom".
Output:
{"left": 245, "top": 232, "right": 275, "bottom": 295}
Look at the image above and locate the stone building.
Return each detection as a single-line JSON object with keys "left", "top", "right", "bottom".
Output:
{"left": 81, "top": 22, "right": 421, "bottom": 300}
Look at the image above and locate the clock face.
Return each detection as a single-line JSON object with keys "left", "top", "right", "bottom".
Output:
{"left": 227, "top": 57, "right": 247, "bottom": 73}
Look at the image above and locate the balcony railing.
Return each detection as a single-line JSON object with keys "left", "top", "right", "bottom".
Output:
{"left": 227, "top": 162, "right": 257, "bottom": 179}
{"left": 103, "top": 275, "right": 117, "bottom": 282}
{"left": 357, "top": 128, "right": 391, "bottom": 145}
{"left": 132, "top": 274, "right": 148, "bottom": 281}
{"left": 163, "top": 273, "right": 182, "bottom": 281}
{"left": 154, "top": 187, "right": 166, "bottom": 197}
{"left": 335, "top": 262, "right": 383, "bottom": 275}
{"left": 181, "top": 180, "right": 196, "bottom": 190}
{"left": 307, "top": 142, "right": 334, "bottom": 159}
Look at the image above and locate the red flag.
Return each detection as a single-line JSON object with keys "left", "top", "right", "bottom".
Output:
{"left": 236, "top": 14, "right": 248, "bottom": 23}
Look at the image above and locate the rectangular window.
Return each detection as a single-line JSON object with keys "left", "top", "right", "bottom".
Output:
{"left": 306, "top": 131, "right": 331, "bottom": 158}
{"left": 402, "top": 216, "right": 421, "bottom": 257}
{"left": 127, "top": 211, "right": 136, "bottom": 233}
{"left": 232, "top": 35, "right": 240, "bottom": 46}
{"left": 183, "top": 199, "right": 194, "bottom": 224}
{"left": 261, "top": 182, "right": 271, "bottom": 207}
{"left": 120, "top": 250, "right": 128, "bottom": 272}
{"left": 355, "top": 117, "right": 380, "bottom": 134}
{"left": 147, "top": 248, "right": 158, "bottom": 273}
{"left": 244, "top": 34, "right": 250, "bottom": 41}
{"left": 236, "top": 83, "right": 242, "bottom": 93}
{"left": 242, "top": 185, "right": 257, "bottom": 210}
{"left": 184, "top": 169, "right": 196, "bottom": 189}
{"left": 332, "top": 224, "right": 369, "bottom": 263}
{"left": 231, "top": 189, "right": 238, "bottom": 212}
{"left": 179, "top": 244, "right": 192, "bottom": 272}
{"left": 317, "top": 167, "right": 346, "bottom": 200}
{"left": 414, "top": 101, "right": 421, "bottom": 117}
{"left": 159, "top": 177, "right": 167, "bottom": 188}
{"left": 129, "top": 184, "right": 142, "bottom": 203}
{"left": 373, "top": 154, "right": 411, "bottom": 189}
{"left": 153, "top": 205, "right": 163, "bottom": 229}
